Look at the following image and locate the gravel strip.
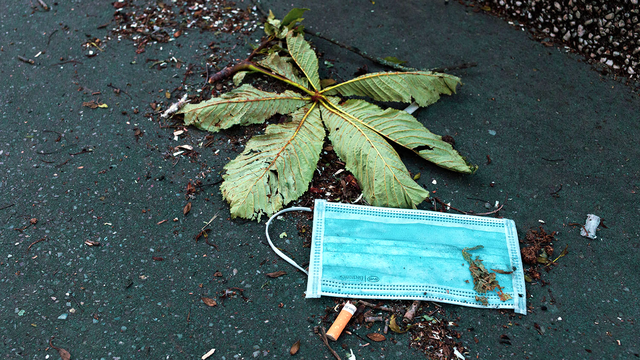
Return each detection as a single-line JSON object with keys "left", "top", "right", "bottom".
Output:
{"left": 473, "top": 0, "right": 639, "bottom": 86}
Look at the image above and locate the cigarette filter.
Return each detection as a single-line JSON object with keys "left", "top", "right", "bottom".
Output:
{"left": 326, "top": 302, "right": 357, "bottom": 341}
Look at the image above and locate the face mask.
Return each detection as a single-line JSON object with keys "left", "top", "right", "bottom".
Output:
{"left": 265, "top": 200, "right": 527, "bottom": 315}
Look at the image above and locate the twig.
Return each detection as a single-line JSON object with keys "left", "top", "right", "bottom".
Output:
{"left": 305, "top": 30, "right": 477, "bottom": 73}
{"left": 107, "top": 83, "right": 132, "bottom": 99}
{"left": 550, "top": 184, "right": 563, "bottom": 197}
{"left": 38, "top": 0, "right": 49, "bottom": 11}
{"left": 49, "top": 59, "right": 83, "bottom": 67}
{"left": 207, "top": 58, "right": 258, "bottom": 85}
{"left": 432, "top": 197, "right": 468, "bottom": 215}
{"left": 428, "top": 62, "right": 478, "bottom": 73}
{"left": 403, "top": 300, "right": 420, "bottom": 323}
{"left": 69, "top": 148, "right": 92, "bottom": 156}
{"left": 18, "top": 56, "right": 35, "bottom": 65}
{"left": 205, "top": 238, "right": 219, "bottom": 251}
{"left": 474, "top": 204, "right": 504, "bottom": 216}
{"left": 433, "top": 197, "right": 504, "bottom": 216}
{"left": 27, "top": 236, "right": 47, "bottom": 253}
{"left": 0, "top": 203, "right": 15, "bottom": 211}
{"left": 305, "top": 30, "right": 418, "bottom": 72}
{"left": 365, "top": 315, "right": 384, "bottom": 322}
{"left": 568, "top": 222, "right": 589, "bottom": 235}
{"left": 318, "top": 326, "right": 341, "bottom": 360}
{"left": 201, "top": 213, "right": 219, "bottom": 232}
{"left": 357, "top": 300, "right": 394, "bottom": 312}
{"left": 47, "top": 29, "right": 58, "bottom": 45}
{"left": 161, "top": 94, "right": 189, "bottom": 118}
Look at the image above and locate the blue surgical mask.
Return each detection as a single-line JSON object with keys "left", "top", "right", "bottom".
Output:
{"left": 266, "top": 200, "right": 526, "bottom": 315}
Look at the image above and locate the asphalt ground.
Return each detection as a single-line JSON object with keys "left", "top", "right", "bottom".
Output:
{"left": 1, "top": 0, "right": 639, "bottom": 359}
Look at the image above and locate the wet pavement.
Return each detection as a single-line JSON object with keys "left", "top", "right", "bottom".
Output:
{"left": 1, "top": 0, "right": 639, "bottom": 359}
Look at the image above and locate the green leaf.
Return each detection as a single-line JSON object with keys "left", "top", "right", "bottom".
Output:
{"left": 257, "top": 53, "right": 309, "bottom": 88}
{"left": 336, "top": 100, "right": 476, "bottom": 173}
{"left": 264, "top": 10, "right": 280, "bottom": 37}
{"left": 321, "top": 97, "right": 429, "bottom": 209}
{"left": 232, "top": 71, "right": 249, "bottom": 86}
{"left": 322, "top": 71, "right": 461, "bottom": 107}
{"left": 286, "top": 33, "right": 321, "bottom": 91}
{"left": 281, "top": 8, "right": 309, "bottom": 27}
{"left": 383, "top": 56, "right": 407, "bottom": 64}
{"left": 220, "top": 104, "right": 325, "bottom": 219}
{"left": 177, "top": 84, "right": 308, "bottom": 132}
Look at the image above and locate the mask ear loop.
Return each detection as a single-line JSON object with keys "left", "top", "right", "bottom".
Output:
{"left": 265, "top": 207, "right": 312, "bottom": 275}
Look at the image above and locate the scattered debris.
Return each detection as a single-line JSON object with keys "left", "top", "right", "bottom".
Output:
{"left": 403, "top": 300, "right": 421, "bottom": 323}
{"left": 183, "top": 202, "right": 192, "bottom": 215}
{"left": 366, "top": 333, "right": 385, "bottom": 342}
{"left": 201, "top": 348, "right": 216, "bottom": 360}
{"left": 82, "top": 100, "right": 108, "bottom": 109}
{"left": 26, "top": 237, "right": 47, "bottom": 253}
{"left": 201, "top": 297, "right": 217, "bottom": 307}
{"left": 499, "top": 334, "right": 511, "bottom": 345}
{"left": 289, "top": 340, "right": 301, "bottom": 355}
{"left": 520, "top": 227, "right": 568, "bottom": 284}
{"left": 48, "top": 337, "right": 71, "bottom": 360}
{"left": 162, "top": 94, "right": 190, "bottom": 118}
{"left": 111, "top": 0, "right": 259, "bottom": 54}
{"left": 316, "top": 326, "right": 342, "bottom": 360}
{"left": 37, "top": 0, "right": 50, "bottom": 11}
{"left": 84, "top": 240, "right": 100, "bottom": 247}
{"left": 580, "top": 214, "right": 601, "bottom": 239}
{"left": 266, "top": 271, "right": 286, "bottom": 278}
{"left": 388, "top": 314, "right": 410, "bottom": 334}
{"left": 18, "top": 56, "right": 35, "bottom": 65}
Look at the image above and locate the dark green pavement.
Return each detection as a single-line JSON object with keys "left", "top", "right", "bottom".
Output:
{"left": 1, "top": 0, "right": 639, "bottom": 359}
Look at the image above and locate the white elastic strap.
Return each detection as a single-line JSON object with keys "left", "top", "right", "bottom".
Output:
{"left": 265, "top": 207, "right": 312, "bottom": 275}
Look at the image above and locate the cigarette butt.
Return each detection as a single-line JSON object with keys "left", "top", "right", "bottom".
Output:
{"left": 326, "top": 302, "right": 357, "bottom": 341}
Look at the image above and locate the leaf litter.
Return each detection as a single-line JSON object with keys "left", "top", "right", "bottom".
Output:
{"left": 316, "top": 300, "right": 467, "bottom": 359}
{"left": 520, "top": 227, "right": 568, "bottom": 284}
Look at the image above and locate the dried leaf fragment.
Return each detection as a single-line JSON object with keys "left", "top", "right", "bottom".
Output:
{"left": 183, "top": 202, "right": 192, "bottom": 215}
{"left": 266, "top": 271, "right": 287, "bottom": 278}
{"left": 389, "top": 315, "right": 411, "bottom": 334}
{"left": 82, "top": 100, "right": 98, "bottom": 109}
{"left": 289, "top": 340, "right": 300, "bottom": 355}
{"left": 367, "top": 333, "right": 386, "bottom": 342}
{"left": 84, "top": 240, "right": 100, "bottom": 246}
{"left": 201, "top": 297, "right": 217, "bottom": 307}
{"left": 462, "top": 245, "right": 512, "bottom": 302}
{"left": 49, "top": 337, "right": 71, "bottom": 360}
